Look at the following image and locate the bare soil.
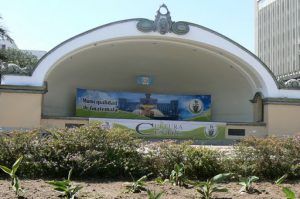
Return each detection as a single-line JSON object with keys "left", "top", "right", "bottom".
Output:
{"left": 0, "top": 179, "right": 299, "bottom": 199}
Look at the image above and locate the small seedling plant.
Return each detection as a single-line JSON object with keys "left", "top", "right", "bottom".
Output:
{"left": 47, "top": 169, "right": 82, "bottom": 199}
{"left": 125, "top": 175, "right": 147, "bottom": 193}
{"left": 155, "top": 176, "right": 169, "bottom": 185}
{"left": 275, "top": 174, "right": 296, "bottom": 199}
{"left": 197, "top": 173, "right": 233, "bottom": 199}
{"left": 239, "top": 176, "right": 259, "bottom": 193}
{"left": 0, "top": 156, "right": 24, "bottom": 196}
{"left": 169, "top": 163, "right": 186, "bottom": 186}
{"left": 147, "top": 190, "right": 164, "bottom": 199}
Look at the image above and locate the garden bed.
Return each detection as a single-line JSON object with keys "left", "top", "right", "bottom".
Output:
{"left": 0, "top": 126, "right": 299, "bottom": 198}
{"left": 0, "top": 179, "right": 299, "bottom": 199}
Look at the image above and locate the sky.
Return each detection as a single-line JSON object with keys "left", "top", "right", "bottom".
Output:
{"left": 0, "top": 0, "right": 255, "bottom": 52}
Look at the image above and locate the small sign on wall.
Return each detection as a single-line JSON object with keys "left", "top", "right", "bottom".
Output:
{"left": 136, "top": 76, "right": 153, "bottom": 86}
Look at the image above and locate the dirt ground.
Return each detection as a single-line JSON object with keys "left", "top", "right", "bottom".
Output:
{"left": 0, "top": 179, "right": 299, "bottom": 199}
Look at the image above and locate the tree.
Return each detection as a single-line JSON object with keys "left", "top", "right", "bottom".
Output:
{"left": 0, "top": 48, "right": 38, "bottom": 84}
{"left": 0, "top": 16, "right": 14, "bottom": 83}
{"left": 0, "top": 17, "right": 38, "bottom": 84}
{"left": 0, "top": 17, "right": 37, "bottom": 68}
{"left": 0, "top": 16, "right": 14, "bottom": 61}
{"left": 0, "top": 16, "right": 13, "bottom": 42}
{"left": 0, "top": 48, "right": 38, "bottom": 68}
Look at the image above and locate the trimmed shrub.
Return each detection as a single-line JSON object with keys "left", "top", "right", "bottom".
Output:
{"left": 1, "top": 126, "right": 299, "bottom": 181}
{"left": 0, "top": 130, "right": 228, "bottom": 180}
{"left": 144, "top": 141, "right": 188, "bottom": 178}
{"left": 0, "top": 125, "right": 147, "bottom": 178}
{"left": 145, "top": 141, "right": 224, "bottom": 180}
{"left": 232, "top": 136, "right": 300, "bottom": 179}
{"left": 184, "top": 146, "right": 224, "bottom": 179}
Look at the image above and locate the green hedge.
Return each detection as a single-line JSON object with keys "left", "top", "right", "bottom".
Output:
{"left": 0, "top": 126, "right": 146, "bottom": 178}
{"left": 144, "top": 141, "right": 223, "bottom": 180}
{"left": 0, "top": 126, "right": 299, "bottom": 180}
{"left": 231, "top": 136, "right": 300, "bottom": 179}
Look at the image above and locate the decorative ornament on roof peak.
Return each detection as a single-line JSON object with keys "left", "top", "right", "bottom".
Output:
{"left": 137, "top": 4, "right": 190, "bottom": 35}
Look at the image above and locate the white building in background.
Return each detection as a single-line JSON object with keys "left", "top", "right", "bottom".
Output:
{"left": 0, "top": 39, "right": 47, "bottom": 59}
{"left": 255, "top": 0, "right": 300, "bottom": 79}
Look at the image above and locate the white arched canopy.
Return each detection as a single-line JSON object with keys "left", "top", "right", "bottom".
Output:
{"left": 2, "top": 19, "right": 296, "bottom": 122}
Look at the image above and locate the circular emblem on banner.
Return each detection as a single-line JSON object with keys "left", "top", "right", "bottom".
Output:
{"left": 188, "top": 99, "right": 203, "bottom": 114}
{"left": 205, "top": 125, "right": 218, "bottom": 138}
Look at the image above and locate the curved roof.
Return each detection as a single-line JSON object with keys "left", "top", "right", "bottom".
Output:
{"left": 2, "top": 17, "right": 299, "bottom": 98}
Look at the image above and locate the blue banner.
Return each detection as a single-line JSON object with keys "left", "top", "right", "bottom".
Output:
{"left": 76, "top": 88, "right": 211, "bottom": 121}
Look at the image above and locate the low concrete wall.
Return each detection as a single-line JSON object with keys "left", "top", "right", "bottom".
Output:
{"left": 226, "top": 123, "right": 267, "bottom": 139}
{"left": 264, "top": 104, "right": 300, "bottom": 136}
{"left": 0, "top": 92, "right": 42, "bottom": 128}
{"left": 41, "top": 117, "right": 88, "bottom": 129}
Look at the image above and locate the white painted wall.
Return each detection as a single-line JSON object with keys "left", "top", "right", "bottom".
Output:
{"left": 43, "top": 39, "right": 254, "bottom": 122}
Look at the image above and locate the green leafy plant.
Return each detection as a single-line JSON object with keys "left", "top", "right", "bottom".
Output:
{"left": 281, "top": 187, "right": 296, "bottom": 199}
{"left": 275, "top": 174, "right": 296, "bottom": 199}
{"left": 0, "top": 125, "right": 146, "bottom": 178}
{"left": 197, "top": 173, "right": 232, "bottom": 199}
{"left": 0, "top": 156, "right": 24, "bottom": 196}
{"left": 233, "top": 136, "right": 300, "bottom": 179}
{"left": 184, "top": 146, "right": 224, "bottom": 179}
{"left": 155, "top": 176, "right": 169, "bottom": 185}
{"left": 125, "top": 175, "right": 147, "bottom": 193}
{"left": 239, "top": 176, "right": 259, "bottom": 193}
{"left": 0, "top": 48, "right": 38, "bottom": 68}
{"left": 147, "top": 190, "right": 164, "bottom": 199}
{"left": 169, "top": 163, "right": 186, "bottom": 186}
{"left": 47, "top": 169, "right": 82, "bottom": 199}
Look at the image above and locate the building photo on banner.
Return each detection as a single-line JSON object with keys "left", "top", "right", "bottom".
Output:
{"left": 76, "top": 88, "right": 223, "bottom": 140}
{"left": 76, "top": 88, "right": 211, "bottom": 121}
